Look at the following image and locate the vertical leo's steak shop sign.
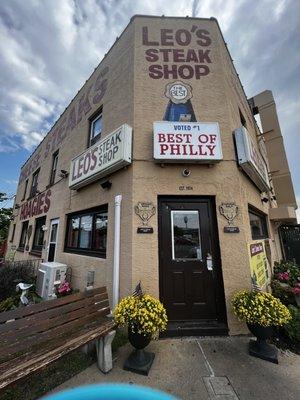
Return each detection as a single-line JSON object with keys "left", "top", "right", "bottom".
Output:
{"left": 69, "top": 124, "right": 132, "bottom": 190}
{"left": 153, "top": 122, "right": 223, "bottom": 162}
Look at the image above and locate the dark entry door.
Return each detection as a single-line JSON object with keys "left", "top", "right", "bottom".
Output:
{"left": 158, "top": 197, "right": 226, "bottom": 324}
{"left": 279, "top": 225, "right": 300, "bottom": 265}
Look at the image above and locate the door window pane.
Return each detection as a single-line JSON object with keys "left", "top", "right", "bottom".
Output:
{"left": 50, "top": 223, "right": 58, "bottom": 242}
{"left": 171, "top": 210, "right": 202, "bottom": 260}
{"left": 79, "top": 215, "right": 92, "bottom": 248}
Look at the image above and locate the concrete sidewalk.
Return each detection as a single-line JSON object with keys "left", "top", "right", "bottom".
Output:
{"left": 50, "top": 337, "right": 300, "bottom": 399}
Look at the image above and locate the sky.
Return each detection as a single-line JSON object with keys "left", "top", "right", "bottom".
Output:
{"left": 0, "top": 0, "right": 299, "bottom": 218}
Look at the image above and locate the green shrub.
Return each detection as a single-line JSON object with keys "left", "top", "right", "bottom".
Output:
{"left": 0, "top": 296, "right": 19, "bottom": 312}
{"left": 284, "top": 305, "right": 300, "bottom": 342}
{"left": 271, "top": 280, "right": 295, "bottom": 305}
{"left": 274, "top": 260, "right": 300, "bottom": 287}
{"left": 0, "top": 265, "right": 36, "bottom": 301}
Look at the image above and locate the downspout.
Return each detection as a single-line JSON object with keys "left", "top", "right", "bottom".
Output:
{"left": 112, "top": 194, "right": 122, "bottom": 309}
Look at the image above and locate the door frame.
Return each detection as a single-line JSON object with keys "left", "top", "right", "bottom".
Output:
{"left": 47, "top": 218, "right": 60, "bottom": 262}
{"left": 158, "top": 195, "right": 227, "bottom": 327}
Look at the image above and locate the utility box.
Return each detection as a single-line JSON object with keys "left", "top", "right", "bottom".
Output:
{"left": 36, "top": 262, "right": 67, "bottom": 300}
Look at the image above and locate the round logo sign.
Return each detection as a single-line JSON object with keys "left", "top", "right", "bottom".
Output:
{"left": 165, "top": 81, "right": 193, "bottom": 104}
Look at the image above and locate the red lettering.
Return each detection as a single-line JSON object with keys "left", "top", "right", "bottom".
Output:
{"left": 175, "top": 29, "right": 191, "bottom": 46}
{"left": 65, "top": 107, "right": 77, "bottom": 131}
{"left": 32, "top": 197, "right": 38, "bottom": 215}
{"left": 195, "top": 65, "right": 210, "bottom": 78}
{"left": 196, "top": 29, "right": 211, "bottom": 46}
{"left": 207, "top": 145, "right": 216, "bottom": 156}
{"left": 170, "top": 144, "right": 181, "bottom": 155}
{"left": 158, "top": 133, "right": 166, "bottom": 142}
{"left": 185, "top": 49, "right": 198, "bottom": 63}
{"left": 149, "top": 65, "right": 163, "bottom": 79}
{"left": 83, "top": 153, "right": 91, "bottom": 174}
{"left": 163, "top": 64, "right": 178, "bottom": 79}
{"left": 77, "top": 86, "right": 92, "bottom": 124}
{"left": 160, "top": 144, "right": 169, "bottom": 155}
{"left": 210, "top": 134, "right": 217, "bottom": 144}
{"left": 44, "top": 190, "right": 51, "bottom": 213}
{"left": 198, "top": 134, "right": 209, "bottom": 144}
{"left": 38, "top": 193, "right": 45, "bottom": 214}
{"left": 93, "top": 67, "right": 109, "bottom": 104}
{"left": 77, "top": 156, "right": 84, "bottom": 178}
{"left": 173, "top": 49, "right": 185, "bottom": 62}
{"left": 145, "top": 49, "right": 159, "bottom": 62}
{"left": 178, "top": 65, "right": 193, "bottom": 79}
{"left": 90, "top": 148, "right": 98, "bottom": 171}
{"left": 161, "top": 29, "right": 174, "bottom": 46}
{"left": 198, "top": 49, "right": 211, "bottom": 63}
{"left": 167, "top": 134, "right": 175, "bottom": 143}
{"left": 142, "top": 26, "right": 159, "bottom": 46}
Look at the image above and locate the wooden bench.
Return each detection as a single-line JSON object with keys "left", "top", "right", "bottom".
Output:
{"left": 0, "top": 287, "right": 115, "bottom": 390}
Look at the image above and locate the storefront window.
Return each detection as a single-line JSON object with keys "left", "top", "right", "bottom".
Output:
{"left": 32, "top": 216, "right": 46, "bottom": 252}
{"left": 249, "top": 206, "right": 268, "bottom": 240}
{"left": 67, "top": 217, "right": 80, "bottom": 247}
{"left": 171, "top": 210, "right": 202, "bottom": 260}
{"left": 65, "top": 206, "right": 108, "bottom": 258}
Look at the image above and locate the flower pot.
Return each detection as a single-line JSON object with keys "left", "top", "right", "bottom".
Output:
{"left": 247, "top": 323, "right": 274, "bottom": 340}
{"left": 123, "top": 326, "right": 155, "bottom": 376}
{"left": 247, "top": 323, "right": 278, "bottom": 364}
{"left": 128, "top": 328, "right": 151, "bottom": 350}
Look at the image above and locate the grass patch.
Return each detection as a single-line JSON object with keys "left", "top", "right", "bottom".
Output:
{"left": 0, "top": 329, "right": 128, "bottom": 400}
{"left": 0, "top": 350, "right": 95, "bottom": 400}
{"left": 112, "top": 329, "right": 128, "bottom": 353}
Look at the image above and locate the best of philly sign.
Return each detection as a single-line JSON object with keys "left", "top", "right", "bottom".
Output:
{"left": 69, "top": 124, "right": 132, "bottom": 190}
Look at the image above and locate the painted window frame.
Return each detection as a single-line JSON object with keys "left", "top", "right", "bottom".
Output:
{"left": 89, "top": 108, "right": 103, "bottom": 147}
{"left": 18, "top": 221, "right": 29, "bottom": 250}
{"left": 21, "top": 179, "right": 28, "bottom": 201}
{"left": 32, "top": 216, "right": 46, "bottom": 253}
{"left": 49, "top": 150, "right": 59, "bottom": 186}
{"left": 64, "top": 205, "right": 108, "bottom": 258}
{"left": 29, "top": 168, "right": 40, "bottom": 198}
{"left": 248, "top": 205, "right": 269, "bottom": 240}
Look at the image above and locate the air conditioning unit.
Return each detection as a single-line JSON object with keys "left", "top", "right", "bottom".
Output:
{"left": 36, "top": 262, "right": 67, "bottom": 300}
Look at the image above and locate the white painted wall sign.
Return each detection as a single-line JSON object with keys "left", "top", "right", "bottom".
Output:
{"left": 69, "top": 124, "right": 132, "bottom": 189}
{"left": 153, "top": 121, "right": 223, "bottom": 162}
{"left": 234, "top": 126, "right": 270, "bottom": 192}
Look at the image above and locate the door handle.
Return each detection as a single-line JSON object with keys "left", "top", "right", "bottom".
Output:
{"left": 206, "top": 253, "right": 213, "bottom": 271}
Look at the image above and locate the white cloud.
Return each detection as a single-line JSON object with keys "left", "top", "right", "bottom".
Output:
{"left": 0, "top": 0, "right": 299, "bottom": 203}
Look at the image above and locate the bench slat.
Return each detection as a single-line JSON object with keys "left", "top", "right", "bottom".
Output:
{"left": 0, "top": 299, "right": 109, "bottom": 344}
{"left": 0, "top": 306, "right": 110, "bottom": 360}
{"left": 0, "top": 292, "right": 108, "bottom": 335}
{"left": 0, "top": 321, "right": 114, "bottom": 390}
{"left": 0, "top": 287, "right": 107, "bottom": 323}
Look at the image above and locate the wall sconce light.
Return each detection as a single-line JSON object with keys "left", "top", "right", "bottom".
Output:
{"left": 59, "top": 170, "right": 69, "bottom": 178}
{"left": 100, "top": 180, "right": 112, "bottom": 190}
{"left": 86, "top": 270, "right": 95, "bottom": 290}
{"left": 261, "top": 196, "right": 269, "bottom": 203}
{"left": 41, "top": 225, "right": 48, "bottom": 231}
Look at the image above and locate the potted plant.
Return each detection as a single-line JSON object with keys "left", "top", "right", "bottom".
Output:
{"left": 232, "top": 290, "right": 291, "bottom": 363}
{"left": 113, "top": 294, "right": 168, "bottom": 375}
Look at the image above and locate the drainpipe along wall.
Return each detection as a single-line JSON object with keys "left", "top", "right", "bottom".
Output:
{"left": 112, "top": 194, "right": 122, "bottom": 309}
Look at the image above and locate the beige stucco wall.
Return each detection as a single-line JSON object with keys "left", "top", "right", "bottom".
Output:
{"left": 7, "top": 16, "right": 286, "bottom": 335}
